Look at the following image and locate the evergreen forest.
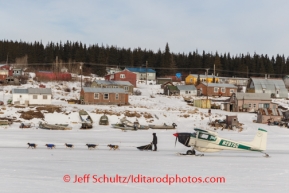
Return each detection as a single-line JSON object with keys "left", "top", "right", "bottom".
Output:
{"left": 0, "top": 40, "right": 288, "bottom": 78}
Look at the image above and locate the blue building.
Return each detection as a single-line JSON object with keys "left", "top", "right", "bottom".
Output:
{"left": 125, "top": 67, "right": 156, "bottom": 81}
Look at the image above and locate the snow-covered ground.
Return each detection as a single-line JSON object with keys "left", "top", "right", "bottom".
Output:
{"left": 0, "top": 80, "right": 289, "bottom": 193}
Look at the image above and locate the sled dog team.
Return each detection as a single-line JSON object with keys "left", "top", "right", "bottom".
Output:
{"left": 27, "top": 143, "right": 119, "bottom": 150}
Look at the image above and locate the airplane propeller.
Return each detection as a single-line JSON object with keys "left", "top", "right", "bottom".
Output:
{"left": 173, "top": 133, "right": 178, "bottom": 147}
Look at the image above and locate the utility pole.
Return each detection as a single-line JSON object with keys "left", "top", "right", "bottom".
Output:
{"left": 145, "top": 61, "right": 148, "bottom": 85}
{"left": 80, "top": 62, "right": 83, "bottom": 89}
{"left": 247, "top": 66, "right": 248, "bottom": 78}
{"left": 6, "top": 53, "right": 9, "bottom": 65}
{"left": 206, "top": 68, "right": 209, "bottom": 108}
{"left": 55, "top": 56, "right": 58, "bottom": 82}
{"left": 80, "top": 62, "right": 83, "bottom": 104}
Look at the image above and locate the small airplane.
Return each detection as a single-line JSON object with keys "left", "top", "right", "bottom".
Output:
{"left": 173, "top": 128, "right": 269, "bottom": 157}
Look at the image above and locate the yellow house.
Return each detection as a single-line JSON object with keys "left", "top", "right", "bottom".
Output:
{"left": 185, "top": 74, "right": 219, "bottom": 85}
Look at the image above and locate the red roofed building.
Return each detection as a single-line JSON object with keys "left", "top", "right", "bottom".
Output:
{"left": 0, "top": 65, "right": 13, "bottom": 81}
{"left": 104, "top": 69, "right": 137, "bottom": 87}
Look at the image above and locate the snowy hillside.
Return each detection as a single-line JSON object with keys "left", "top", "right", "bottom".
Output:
{"left": 0, "top": 80, "right": 289, "bottom": 193}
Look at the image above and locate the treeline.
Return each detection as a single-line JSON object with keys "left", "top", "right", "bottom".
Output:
{"left": 0, "top": 40, "right": 288, "bottom": 78}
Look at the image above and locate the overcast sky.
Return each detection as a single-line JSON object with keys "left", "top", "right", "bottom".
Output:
{"left": 1, "top": 0, "right": 289, "bottom": 57}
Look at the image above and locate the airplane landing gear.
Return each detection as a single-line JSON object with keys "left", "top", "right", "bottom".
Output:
{"left": 186, "top": 149, "right": 196, "bottom": 155}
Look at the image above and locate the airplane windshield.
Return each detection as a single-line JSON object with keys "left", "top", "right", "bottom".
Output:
{"left": 198, "top": 133, "right": 217, "bottom": 141}
{"left": 191, "top": 132, "right": 197, "bottom": 137}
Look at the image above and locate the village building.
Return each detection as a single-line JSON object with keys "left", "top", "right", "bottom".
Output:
{"left": 194, "top": 99, "right": 211, "bottom": 109}
{"left": 218, "top": 77, "right": 249, "bottom": 92}
{"left": 91, "top": 80, "right": 134, "bottom": 94}
{"left": 163, "top": 85, "right": 179, "bottom": 96}
{"left": 104, "top": 69, "right": 137, "bottom": 87}
{"left": 196, "top": 83, "right": 237, "bottom": 97}
{"left": 0, "top": 64, "right": 13, "bottom": 82}
{"left": 157, "top": 77, "right": 172, "bottom": 85}
{"left": 185, "top": 74, "right": 219, "bottom": 85}
{"left": 256, "top": 108, "right": 283, "bottom": 124}
{"left": 12, "top": 88, "right": 52, "bottom": 105}
{"left": 36, "top": 71, "right": 72, "bottom": 81}
{"left": 246, "top": 77, "right": 287, "bottom": 98}
{"left": 176, "top": 85, "right": 197, "bottom": 97}
{"left": 60, "top": 66, "right": 68, "bottom": 73}
{"left": 106, "top": 67, "right": 122, "bottom": 75}
{"left": 161, "top": 81, "right": 174, "bottom": 89}
{"left": 224, "top": 93, "right": 273, "bottom": 112}
{"left": 163, "top": 84, "right": 197, "bottom": 96}
{"left": 13, "top": 68, "right": 23, "bottom": 76}
{"left": 164, "top": 75, "right": 182, "bottom": 82}
{"left": 125, "top": 67, "right": 156, "bottom": 81}
{"left": 80, "top": 87, "right": 129, "bottom": 105}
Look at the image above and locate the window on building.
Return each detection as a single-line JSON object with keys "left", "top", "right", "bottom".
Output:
{"left": 120, "top": 74, "right": 125, "bottom": 78}
{"left": 33, "top": 95, "right": 37, "bottom": 99}
{"left": 124, "top": 86, "right": 129, "bottom": 91}
{"left": 190, "top": 78, "right": 192, "bottom": 83}
{"left": 214, "top": 87, "right": 218, "bottom": 93}
{"left": 221, "top": 88, "right": 225, "bottom": 93}
{"left": 264, "top": 103, "right": 270, "bottom": 108}
{"left": 253, "top": 104, "right": 256, "bottom": 108}
{"left": 43, "top": 95, "right": 47, "bottom": 99}
{"left": 263, "top": 89, "right": 266, "bottom": 93}
{"left": 113, "top": 86, "right": 118, "bottom": 88}
{"left": 19, "top": 95, "right": 22, "bottom": 98}
{"left": 103, "top": 93, "right": 109, "bottom": 100}
{"left": 248, "top": 104, "right": 251, "bottom": 108}
{"left": 186, "top": 91, "right": 188, "bottom": 94}
{"left": 115, "top": 93, "right": 119, "bottom": 100}
{"left": 230, "top": 89, "right": 234, "bottom": 93}
{"left": 94, "top": 93, "right": 99, "bottom": 99}
{"left": 276, "top": 90, "right": 279, "bottom": 94}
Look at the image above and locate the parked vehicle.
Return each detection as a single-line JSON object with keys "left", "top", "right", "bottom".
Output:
{"left": 79, "top": 110, "right": 93, "bottom": 129}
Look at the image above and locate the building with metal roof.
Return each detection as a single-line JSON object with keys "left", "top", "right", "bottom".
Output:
{"left": 92, "top": 80, "right": 132, "bottom": 86}
{"left": 12, "top": 88, "right": 52, "bottom": 105}
{"left": 257, "top": 108, "right": 283, "bottom": 124}
{"left": 80, "top": 87, "right": 129, "bottom": 105}
{"left": 196, "top": 82, "right": 238, "bottom": 97}
{"left": 91, "top": 80, "right": 133, "bottom": 94}
{"left": 82, "top": 87, "right": 126, "bottom": 93}
{"left": 125, "top": 67, "right": 156, "bottom": 81}
{"left": 185, "top": 74, "right": 220, "bottom": 85}
{"left": 224, "top": 93, "right": 273, "bottom": 112}
{"left": 246, "top": 78, "right": 288, "bottom": 98}
{"left": 177, "top": 85, "right": 197, "bottom": 97}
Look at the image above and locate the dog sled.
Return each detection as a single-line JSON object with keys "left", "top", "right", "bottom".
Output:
{"left": 137, "top": 143, "right": 152, "bottom": 151}
{"left": 19, "top": 122, "right": 34, "bottom": 129}
{"left": 79, "top": 110, "right": 93, "bottom": 129}
{"left": 114, "top": 117, "right": 149, "bottom": 130}
{"left": 111, "top": 122, "right": 149, "bottom": 130}
{"left": 38, "top": 121, "right": 72, "bottom": 130}
{"left": 149, "top": 123, "right": 177, "bottom": 130}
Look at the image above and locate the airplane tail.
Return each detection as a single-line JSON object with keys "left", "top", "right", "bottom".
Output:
{"left": 248, "top": 128, "right": 267, "bottom": 151}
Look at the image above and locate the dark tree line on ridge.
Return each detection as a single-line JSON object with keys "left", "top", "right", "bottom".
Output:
{"left": 0, "top": 40, "right": 288, "bottom": 78}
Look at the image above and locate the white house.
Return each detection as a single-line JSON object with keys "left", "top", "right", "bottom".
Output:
{"left": 12, "top": 88, "right": 52, "bottom": 105}
{"left": 176, "top": 85, "right": 197, "bottom": 97}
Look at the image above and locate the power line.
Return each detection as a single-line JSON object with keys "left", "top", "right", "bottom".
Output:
{"left": 11, "top": 62, "right": 288, "bottom": 76}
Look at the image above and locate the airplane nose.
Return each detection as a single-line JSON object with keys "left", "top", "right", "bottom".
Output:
{"left": 173, "top": 133, "right": 178, "bottom": 137}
